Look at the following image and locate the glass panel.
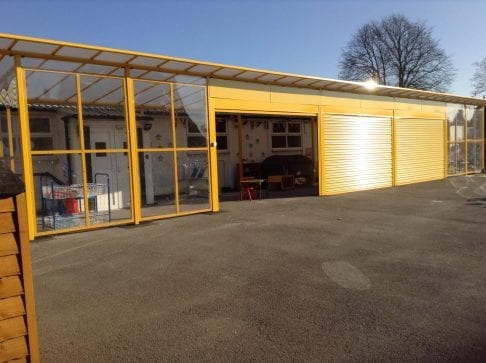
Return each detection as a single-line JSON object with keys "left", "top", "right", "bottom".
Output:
{"left": 216, "top": 119, "right": 227, "bottom": 133}
{"left": 0, "top": 110, "right": 23, "bottom": 176}
{"left": 0, "top": 55, "right": 15, "bottom": 93}
{"left": 140, "top": 151, "right": 176, "bottom": 217}
{"left": 288, "top": 122, "right": 301, "bottom": 133}
{"left": 26, "top": 71, "right": 79, "bottom": 151}
{"left": 448, "top": 112, "right": 456, "bottom": 142}
{"left": 31, "top": 136, "right": 54, "bottom": 151}
{"left": 474, "top": 143, "right": 483, "bottom": 172}
{"left": 81, "top": 76, "right": 124, "bottom": 104}
{"left": 272, "top": 122, "right": 285, "bottom": 133}
{"left": 29, "top": 117, "right": 51, "bottom": 133}
{"left": 216, "top": 135, "right": 228, "bottom": 150}
{"left": 81, "top": 76, "right": 127, "bottom": 150}
{"left": 0, "top": 56, "right": 16, "bottom": 108}
{"left": 287, "top": 135, "right": 301, "bottom": 148}
{"left": 174, "top": 85, "right": 207, "bottom": 148}
{"left": 177, "top": 151, "right": 209, "bottom": 212}
{"left": 87, "top": 151, "right": 132, "bottom": 223}
{"left": 133, "top": 81, "right": 172, "bottom": 149}
{"left": 447, "top": 105, "right": 465, "bottom": 142}
{"left": 456, "top": 143, "right": 466, "bottom": 174}
{"left": 467, "top": 142, "right": 483, "bottom": 173}
{"left": 272, "top": 135, "right": 286, "bottom": 148}
{"left": 448, "top": 144, "right": 457, "bottom": 175}
{"left": 34, "top": 153, "right": 88, "bottom": 232}
{"left": 466, "top": 106, "right": 483, "bottom": 141}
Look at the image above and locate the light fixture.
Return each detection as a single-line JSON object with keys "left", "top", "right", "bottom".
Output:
{"left": 363, "top": 79, "right": 378, "bottom": 90}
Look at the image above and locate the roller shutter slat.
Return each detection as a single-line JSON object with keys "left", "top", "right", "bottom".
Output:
{"left": 395, "top": 119, "right": 445, "bottom": 185}
{"left": 323, "top": 115, "right": 392, "bottom": 195}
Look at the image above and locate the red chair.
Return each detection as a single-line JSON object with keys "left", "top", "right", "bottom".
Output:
{"left": 240, "top": 178, "right": 256, "bottom": 201}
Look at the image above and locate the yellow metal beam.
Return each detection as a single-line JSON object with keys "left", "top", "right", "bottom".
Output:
{"left": 6, "top": 108, "right": 15, "bottom": 172}
{"left": 392, "top": 109, "right": 397, "bottom": 186}
{"left": 444, "top": 112, "right": 448, "bottom": 177}
{"left": 237, "top": 114, "right": 243, "bottom": 181}
{"left": 170, "top": 84, "right": 180, "bottom": 214}
{"left": 125, "top": 71, "right": 141, "bottom": 224}
{"left": 207, "top": 89, "right": 219, "bottom": 212}
{"left": 317, "top": 106, "right": 324, "bottom": 196}
{"left": 15, "top": 56, "right": 36, "bottom": 240}
{"left": 76, "top": 73, "right": 91, "bottom": 227}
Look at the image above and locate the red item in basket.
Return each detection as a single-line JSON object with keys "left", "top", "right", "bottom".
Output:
{"left": 64, "top": 198, "right": 79, "bottom": 215}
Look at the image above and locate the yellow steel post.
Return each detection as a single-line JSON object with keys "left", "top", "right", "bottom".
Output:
{"left": 15, "top": 56, "right": 36, "bottom": 240}
{"left": 207, "top": 88, "right": 219, "bottom": 212}
{"left": 75, "top": 74, "right": 91, "bottom": 226}
{"left": 392, "top": 109, "right": 397, "bottom": 185}
{"left": 464, "top": 105, "right": 468, "bottom": 175}
{"left": 6, "top": 107, "right": 15, "bottom": 172}
{"left": 125, "top": 70, "right": 141, "bottom": 224}
{"left": 310, "top": 116, "right": 316, "bottom": 184}
{"left": 317, "top": 105, "right": 324, "bottom": 196}
{"left": 170, "top": 84, "right": 180, "bottom": 214}
{"left": 444, "top": 112, "right": 448, "bottom": 178}
{"left": 0, "top": 112, "right": 3, "bottom": 159}
{"left": 237, "top": 114, "right": 243, "bottom": 181}
{"left": 482, "top": 107, "right": 485, "bottom": 171}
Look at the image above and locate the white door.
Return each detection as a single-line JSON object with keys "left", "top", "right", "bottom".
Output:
{"left": 89, "top": 125, "right": 130, "bottom": 209}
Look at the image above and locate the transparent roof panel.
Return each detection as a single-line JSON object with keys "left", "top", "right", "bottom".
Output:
{"left": 21, "top": 57, "right": 45, "bottom": 69}
{"left": 236, "top": 71, "right": 263, "bottom": 80}
{"left": 13, "top": 40, "right": 59, "bottom": 54}
{"left": 128, "top": 69, "right": 148, "bottom": 78}
{"left": 129, "top": 56, "right": 164, "bottom": 68}
{"left": 275, "top": 76, "right": 303, "bottom": 84}
{"left": 257, "top": 73, "right": 285, "bottom": 83}
{"left": 187, "top": 64, "right": 220, "bottom": 74}
{"left": 211, "top": 68, "right": 243, "bottom": 77}
{"left": 55, "top": 46, "right": 99, "bottom": 59}
{"left": 110, "top": 68, "right": 125, "bottom": 77}
{"left": 94, "top": 51, "right": 134, "bottom": 63}
{"left": 162, "top": 60, "right": 194, "bottom": 72}
{"left": 172, "top": 74, "right": 206, "bottom": 86}
{"left": 139, "top": 71, "right": 174, "bottom": 82}
{"left": 292, "top": 78, "right": 320, "bottom": 86}
{"left": 0, "top": 38, "right": 14, "bottom": 49}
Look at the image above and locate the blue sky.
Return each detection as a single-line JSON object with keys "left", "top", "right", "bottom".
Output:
{"left": 2, "top": 0, "right": 485, "bottom": 96}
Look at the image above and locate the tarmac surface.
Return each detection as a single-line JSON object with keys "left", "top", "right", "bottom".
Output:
{"left": 31, "top": 176, "right": 486, "bottom": 362}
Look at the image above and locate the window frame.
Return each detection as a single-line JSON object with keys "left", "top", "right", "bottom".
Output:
{"left": 271, "top": 120, "right": 302, "bottom": 150}
{"left": 215, "top": 117, "right": 228, "bottom": 152}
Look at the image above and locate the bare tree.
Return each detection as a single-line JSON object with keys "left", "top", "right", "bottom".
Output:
{"left": 471, "top": 57, "right": 486, "bottom": 98}
{"left": 339, "top": 15, "right": 455, "bottom": 92}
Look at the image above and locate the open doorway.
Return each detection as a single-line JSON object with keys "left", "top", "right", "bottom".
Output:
{"left": 215, "top": 113, "right": 319, "bottom": 200}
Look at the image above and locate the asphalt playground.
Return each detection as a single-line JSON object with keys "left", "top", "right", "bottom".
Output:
{"left": 31, "top": 175, "right": 486, "bottom": 362}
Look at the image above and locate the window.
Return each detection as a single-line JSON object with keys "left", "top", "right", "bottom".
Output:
{"left": 186, "top": 118, "right": 207, "bottom": 147}
{"left": 271, "top": 121, "right": 302, "bottom": 149}
{"left": 29, "top": 117, "right": 54, "bottom": 151}
{"left": 216, "top": 118, "right": 228, "bottom": 151}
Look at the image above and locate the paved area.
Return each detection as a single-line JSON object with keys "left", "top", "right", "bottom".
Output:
{"left": 31, "top": 176, "right": 486, "bottom": 362}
